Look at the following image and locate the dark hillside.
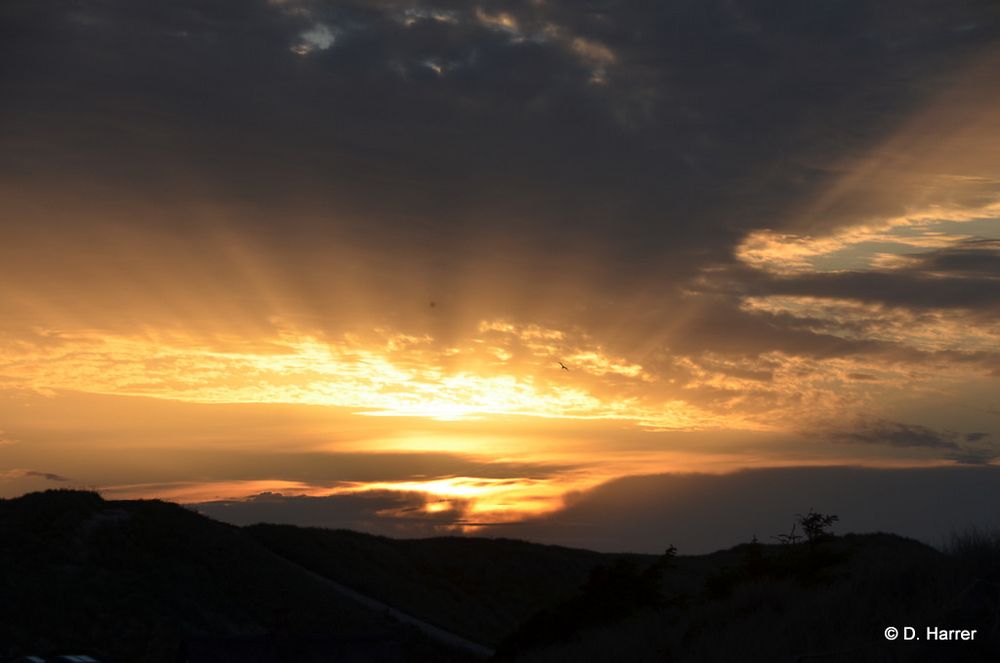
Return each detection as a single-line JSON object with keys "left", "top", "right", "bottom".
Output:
{"left": 503, "top": 532, "right": 1000, "bottom": 662}
{"left": 4, "top": 490, "right": 997, "bottom": 663}
{"left": 245, "top": 524, "right": 654, "bottom": 646}
{"left": 0, "top": 490, "right": 468, "bottom": 663}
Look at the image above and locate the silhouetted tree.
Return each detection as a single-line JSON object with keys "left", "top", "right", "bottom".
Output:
{"left": 797, "top": 508, "right": 839, "bottom": 544}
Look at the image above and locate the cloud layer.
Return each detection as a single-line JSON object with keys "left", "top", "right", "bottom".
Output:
{"left": 190, "top": 466, "right": 1000, "bottom": 553}
{"left": 1, "top": 0, "right": 999, "bottom": 532}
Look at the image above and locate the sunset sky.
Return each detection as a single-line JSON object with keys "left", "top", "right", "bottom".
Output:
{"left": 2, "top": 0, "right": 999, "bottom": 552}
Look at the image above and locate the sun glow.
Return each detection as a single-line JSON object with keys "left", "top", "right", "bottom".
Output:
{"left": 0, "top": 324, "right": 736, "bottom": 430}
{"left": 104, "top": 475, "right": 598, "bottom": 528}
{"left": 327, "top": 475, "right": 585, "bottom": 526}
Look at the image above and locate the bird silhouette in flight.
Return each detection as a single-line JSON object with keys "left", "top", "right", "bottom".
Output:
{"left": 559, "top": 362, "right": 569, "bottom": 371}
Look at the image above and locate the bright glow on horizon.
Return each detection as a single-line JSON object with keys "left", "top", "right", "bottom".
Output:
{"left": 0, "top": 324, "right": 747, "bottom": 430}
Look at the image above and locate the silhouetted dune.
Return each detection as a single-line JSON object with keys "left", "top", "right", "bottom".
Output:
{"left": 0, "top": 490, "right": 469, "bottom": 663}
{"left": 245, "top": 524, "right": 651, "bottom": 646}
{"left": 2, "top": 490, "right": 998, "bottom": 663}
{"left": 502, "top": 532, "right": 1000, "bottom": 662}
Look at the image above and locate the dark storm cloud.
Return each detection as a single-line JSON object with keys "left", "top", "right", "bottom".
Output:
{"left": 475, "top": 466, "right": 1000, "bottom": 553}
{"left": 4, "top": 0, "right": 1000, "bottom": 410}
{"left": 3, "top": 0, "right": 999, "bottom": 281}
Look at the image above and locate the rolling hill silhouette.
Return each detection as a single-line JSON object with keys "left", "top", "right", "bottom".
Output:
{"left": 244, "top": 524, "right": 650, "bottom": 647}
{"left": 0, "top": 490, "right": 474, "bottom": 662}
{"left": 2, "top": 490, "right": 998, "bottom": 662}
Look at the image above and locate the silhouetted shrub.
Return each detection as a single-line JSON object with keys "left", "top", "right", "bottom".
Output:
{"left": 946, "top": 526, "right": 1000, "bottom": 582}
{"left": 708, "top": 512, "right": 845, "bottom": 597}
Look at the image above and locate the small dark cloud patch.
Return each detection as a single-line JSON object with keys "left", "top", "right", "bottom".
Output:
{"left": 906, "top": 239, "right": 1000, "bottom": 279}
{"left": 0, "top": 469, "right": 71, "bottom": 482}
{"left": 25, "top": 470, "right": 70, "bottom": 482}
{"left": 945, "top": 449, "right": 998, "bottom": 465}
{"left": 950, "top": 431, "right": 998, "bottom": 465}
{"left": 825, "top": 420, "right": 997, "bottom": 465}
{"left": 828, "top": 419, "right": 960, "bottom": 449}
{"left": 747, "top": 269, "right": 1000, "bottom": 315}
